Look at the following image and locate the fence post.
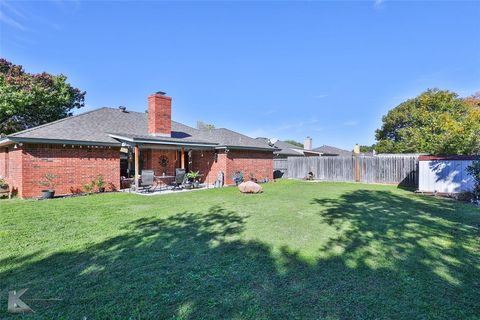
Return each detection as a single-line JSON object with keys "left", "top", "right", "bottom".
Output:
{"left": 353, "top": 144, "right": 360, "bottom": 182}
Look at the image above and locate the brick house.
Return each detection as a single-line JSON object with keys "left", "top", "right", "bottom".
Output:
{"left": 0, "top": 92, "right": 275, "bottom": 198}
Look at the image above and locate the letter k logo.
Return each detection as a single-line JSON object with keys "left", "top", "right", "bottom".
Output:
{"left": 8, "top": 288, "right": 33, "bottom": 313}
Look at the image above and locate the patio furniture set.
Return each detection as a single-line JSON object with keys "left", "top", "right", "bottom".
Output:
{"left": 121, "top": 169, "right": 203, "bottom": 193}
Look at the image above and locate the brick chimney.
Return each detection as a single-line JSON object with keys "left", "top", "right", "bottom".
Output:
{"left": 304, "top": 136, "right": 312, "bottom": 150}
{"left": 148, "top": 91, "right": 172, "bottom": 136}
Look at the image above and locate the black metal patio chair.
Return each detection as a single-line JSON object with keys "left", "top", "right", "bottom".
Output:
{"left": 170, "top": 168, "right": 186, "bottom": 190}
{"left": 140, "top": 170, "right": 155, "bottom": 193}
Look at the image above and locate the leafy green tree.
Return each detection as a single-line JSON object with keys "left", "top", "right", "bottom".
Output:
{"left": 0, "top": 58, "right": 86, "bottom": 136}
{"left": 375, "top": 89, "right": 480, "bottom": 155}
{"left": 359, "top": 145, "right": 375, "bottom": 153}
{"left": 284, "top": 140, "right": 304, "bottom": 148}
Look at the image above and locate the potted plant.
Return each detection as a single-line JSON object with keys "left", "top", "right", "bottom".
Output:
{"left": 39, "top": 173, "right": 57, "bottom": 199}
{"left": 187, "top": 171, "right": 200, "bottom": 188}
{"left": 0, "top": 178, "right": 9, "bottom": 198}
{"left": 232, "top": 171, "right": 244, "bottom": 186}
{"left": 0, "top": 178, "right": 8, "bottom": 192}
{"left": 95, "top": 175, "right": 106, "bottom": 192}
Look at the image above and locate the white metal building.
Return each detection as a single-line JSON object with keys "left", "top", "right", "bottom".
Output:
{"left": 418, "top": 155, "right": 477, "bottom": 193}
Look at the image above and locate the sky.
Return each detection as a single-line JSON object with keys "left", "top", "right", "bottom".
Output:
{"left": 0, "top": 0, "right": 479, "bottom": 150}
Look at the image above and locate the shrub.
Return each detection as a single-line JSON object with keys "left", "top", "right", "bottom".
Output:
{"left": 39, "top": 173, "right": 57, "bottom": 191}
{"left": 186, "top": 171, "right": 200, "bottom": 181}
{"left": 83, "top": 182, "right": 95, "bottom": 194}
{"left": 70, "top": 186, "right": 83, "bottom": 195}
{"left": 95, "top": 175, "right": 105, "bottom": 190}
{"left": 107, "top": 182, "right": 117, "bottom": 192}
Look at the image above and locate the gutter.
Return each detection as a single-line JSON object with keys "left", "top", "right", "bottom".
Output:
{"left": 108, "top": 134, "right": 219, "bottom": 148}
{"left": 6, "top": 136, "right": 121, "bottom": 147}
{"left": 215, "top": 146, "right": 278, "bottom": 152}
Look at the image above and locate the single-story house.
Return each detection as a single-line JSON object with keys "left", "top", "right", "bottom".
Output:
{"left": 256, "top": 138, "right": 322, "bottom": 159}
{"left": 0, "top": 92, "right": 275, "bottom": 198}
{"left": 313, "top": 145, "right": 352, "bottom": 157}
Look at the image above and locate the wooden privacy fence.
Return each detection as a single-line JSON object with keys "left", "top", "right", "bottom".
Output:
{"left": 287, "top": 155, "right": 419, "bottom": 187}
{"left": 273, "top": 159, "right": 288, "bottom": 178}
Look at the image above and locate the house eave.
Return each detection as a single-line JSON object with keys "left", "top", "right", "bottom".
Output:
{"left": 216, "top": 145, "right": 277, "bottom": 152}
{"left": 6, "top": 136, "right": 121, "bottom": 147}
{"left": 108, "top": 134, "right": 218, "bottom": 148}
{"left": 0, "top": 138, "right": 14, "bottom": 147}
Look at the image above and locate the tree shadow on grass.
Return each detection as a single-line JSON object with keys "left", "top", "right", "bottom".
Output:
{"left": 0, "top": 196, "right": 479, "bottom": 319}
{"left": 312, "top": 190, "right": 480, "bottom": 319}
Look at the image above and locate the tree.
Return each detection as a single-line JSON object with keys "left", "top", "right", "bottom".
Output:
{"left": 375, "top": 89, "right": 480, "bottom": 155}
{"left": 359, "top": 145, "right": 375, "bottom": 153}
{"left": 284, "top": 140, "right": 304, "bottom": 148}
{"left": 197, "top": 121, "right": 215, "bottom": 130}
{"left": 0, "top": 59, "right": 86, "bottom": 136}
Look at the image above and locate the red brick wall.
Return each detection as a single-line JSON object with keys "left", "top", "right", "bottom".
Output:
{"left": 142, "top": 149, "right": 179, "bottom": 186}
{"left": 11, "top": 144, "right": 120, "bottom": 198}
{"left": 0, "top": 146, "right": 23, "bottom": 196}
{"left": 143, "top": 149, "right": 178, "bottom": 176}
{"left": 0, "top": 147, "right": 6, "bottom": 178}
{"left": 2, "top": 143, "right": 273, "bottom": 197}
{"left": 148, "top": 93, "right": 172, "bottom": 136}
{"left": 191, "top": 149, "right": 273, "bottom": 186}
{"left": 190, "top": 150, "right": 227, "bottom": 185}
{"left": 225, "top": 150, "right": 273, "bottom": 185}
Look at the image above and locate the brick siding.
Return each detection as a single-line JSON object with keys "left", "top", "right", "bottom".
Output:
{"left": 0, "top": 146, "right": 23, "bottom": 196}
{"left": 190, "top": 150, "right": 227, "bottom": 185}
{"left": 2, "top": 143, "right": 273, "bottom": 198}
{"left": 225, "top": 150, "right": 273, "bottom": 185}
{"left": 148, "top": 93, "right": 172, "bottom": 136}
{"left": 1, "top": 144, "right": 120, "bottom": 198}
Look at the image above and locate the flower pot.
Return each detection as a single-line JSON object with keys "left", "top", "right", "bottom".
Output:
{"left": 41, "top": 190, "right": 55, "bottom": 199}
{"left": 184, "top": 182, "right": 193, "bottom": 189}
{"left": 193, "top": 181, "right": 199, "bottom": 188}
{"left": 98, "top": 187, "right": 105, "bottom": 193}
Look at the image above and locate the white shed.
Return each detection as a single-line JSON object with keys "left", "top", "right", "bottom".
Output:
{"left": 418, "top": 155, "right": 478, "bottom": 193}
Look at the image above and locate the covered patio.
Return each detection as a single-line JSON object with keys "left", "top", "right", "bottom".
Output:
{"left": 111, "top": 133, "right": 222, "bottom": 192}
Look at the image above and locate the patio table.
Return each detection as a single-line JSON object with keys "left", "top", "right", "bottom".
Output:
{"left": 154, "top": 175, "right": 175, "bottom": 191}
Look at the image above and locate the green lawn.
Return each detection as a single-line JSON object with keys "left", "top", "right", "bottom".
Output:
{"left": 0, "top": 180, "right": 479, "bottom": 319}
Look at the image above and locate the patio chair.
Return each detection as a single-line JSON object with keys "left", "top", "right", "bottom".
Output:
{"left": 140, "top": 170, "right": 155, "bottom": 193}
{"left": 170, "top": 168, "right": 186, "bottom": 190}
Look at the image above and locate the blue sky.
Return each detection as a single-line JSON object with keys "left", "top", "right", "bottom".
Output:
{"left": 1, "top": 0, "right": 479, "bottom": 150}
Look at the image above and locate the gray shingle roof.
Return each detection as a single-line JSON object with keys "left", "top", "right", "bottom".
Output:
{"left": 272, "top": 140, "right": 309, "bottom": 156}
{"left": 313, "top": 145, "right": 352, "bottom": 156}
{"left": 255, "top": 138, "right": 321, "bottom": 156}
{"left": 7, "top": 107, "right": 274, "bottom": 150}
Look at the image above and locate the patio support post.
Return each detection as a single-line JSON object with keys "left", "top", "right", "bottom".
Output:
{"left": 134, "top": 145, "right": 140, "bottom": 190}
{"left": 181, "top": 146, "right": 185, "bottom": 169}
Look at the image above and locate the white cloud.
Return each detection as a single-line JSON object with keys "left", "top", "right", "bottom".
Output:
{"left": 312, "top": 94, "right": 328, "bottom": 99}
{"left": 374, "top": 0, "right": 385, "bottom": 9}
{"left": 344, "top": 120, "right": 359, "bottom": 126}
{"left": 263, "top": 109, "right": 277, "bottom": 116}
{"left": 0, "top": 10, "right": 26, "bottom": 31}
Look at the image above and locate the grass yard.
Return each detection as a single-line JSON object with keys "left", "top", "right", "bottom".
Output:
{"left": 0, "top": 180, "right": 479, "bottom": 319}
